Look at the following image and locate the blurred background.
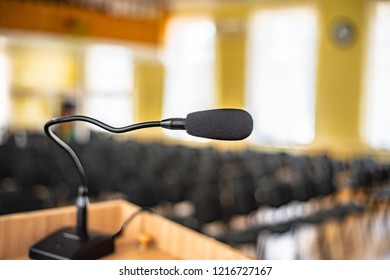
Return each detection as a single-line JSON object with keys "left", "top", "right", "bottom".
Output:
{"left": 2, "top": 0, "right": 390, "bottom": 259}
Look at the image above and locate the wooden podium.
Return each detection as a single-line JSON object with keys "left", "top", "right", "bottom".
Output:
{"left": 0, "top": 200, "right": 251, "bottom": 260}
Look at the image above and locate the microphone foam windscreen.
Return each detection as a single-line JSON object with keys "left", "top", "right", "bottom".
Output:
{"left": 185, "top": 109, "right": 253, "bottom": 140}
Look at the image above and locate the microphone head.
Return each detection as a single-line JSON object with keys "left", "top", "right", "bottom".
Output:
{"left": 185, "top": 108, "right": 253, "bottom": 140}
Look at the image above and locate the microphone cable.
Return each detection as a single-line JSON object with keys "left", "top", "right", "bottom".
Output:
{"left": 112, "top": 206, "right": 156, "bottom": 240}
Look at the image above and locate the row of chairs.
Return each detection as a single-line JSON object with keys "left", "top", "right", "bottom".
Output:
{"left": 1, "top": 131, "right": 390, "bottom": 222}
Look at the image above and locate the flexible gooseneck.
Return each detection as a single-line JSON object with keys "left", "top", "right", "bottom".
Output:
{"left": 44, "top": 116, "right": 163, "bottom": 188}
{"left": 43, "top": 109, "right": 253, "bottom": 240}
{"left": 31, "top": 109, "right": 252, "bottom": 259}
{"left": 44, "top": 116, "right": 165, "bottom": 239}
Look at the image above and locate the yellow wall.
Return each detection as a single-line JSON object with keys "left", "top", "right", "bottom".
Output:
{"left": 7, "top": 40, "right": 78, "bottom": 130}
{"left": 312, "top": 0, "right": 368, "bottom": 155}
{"left": 11, "top": 96, "right": 52, "bottom": 131}
{"left": 4, "top": 35, "right": 166, "bottom": 135}
{"left": 216, "top": 31, "right": 246, "bottom": 109}
{"left": 134, "top": 59, "right": 164, "bottom": 123}
{"left": 2, "top": 0, "right": 383, "bottom": 158}
{"left": 0, "top": 0, "right": 166, "bottom": 133}
{"left": 168, "top": 0, "right": 375, "bottom": 157}
{"left": 132, "top": 58, "right": 165, "bottom": 139}
{"left": 10, "top": 44, "right": 77, "bottom": 91}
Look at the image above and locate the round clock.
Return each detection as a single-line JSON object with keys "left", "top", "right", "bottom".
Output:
{"left": 331, "top": 18, "right": 357, "bottom": 47}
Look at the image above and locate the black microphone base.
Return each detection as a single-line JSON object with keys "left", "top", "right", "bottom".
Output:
{"left": 29, "top": 227, "right": 114, "bottom": 260}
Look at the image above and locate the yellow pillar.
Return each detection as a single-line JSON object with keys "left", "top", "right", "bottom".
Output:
{"left": 216, "top": 31, "right": 246, "bottom": 109}
{"left": 312, "top": 0, "right": 368, "bottom": 154}
{"left": 132, "top": 58, "right": 164, "bottom": 139}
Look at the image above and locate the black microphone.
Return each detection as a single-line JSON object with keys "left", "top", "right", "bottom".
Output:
{"left": 29, "top": 108, "right": 253, "bottom": 260}
{"left": 186, "top": 108, "right": 253, "bottom": 140}
{"left": 161, "top": 108, "right": 253, "bottom": 140}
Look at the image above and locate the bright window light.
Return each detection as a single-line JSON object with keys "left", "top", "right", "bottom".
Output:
{"left": 85, "top": 44, "right": 133, "bottom": 128}
{"left": 162, "top": 17, "right": 216, "bottom": 140}
{"left": 246, "top": 8, "right": 318, "bottom": 146}
{"left": 363, "top": 2, "right": 390, "bottom": 150}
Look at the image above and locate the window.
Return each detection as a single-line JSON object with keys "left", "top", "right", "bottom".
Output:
{"left": 363, "top": 2, "right": 390, "bottom": 150}
{"left": 85, "top": 44, "right": 133, "bottom": 129}
{"left": 162, "top": 17, "right": 216, "bottom": 140}
{"left": 246, "top": 8, "right": 318, "bottom": 146}
{"left": 0, "top": 37, "right": 11, "bottom": 142}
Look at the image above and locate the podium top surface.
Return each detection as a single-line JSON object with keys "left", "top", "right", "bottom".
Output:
{"left": 0, "top": 200, "right": 251, "bottom": 260}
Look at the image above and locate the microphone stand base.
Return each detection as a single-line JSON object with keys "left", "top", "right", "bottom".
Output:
{"left": 29, "top": 227, "right": 114, "bottom": 260}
